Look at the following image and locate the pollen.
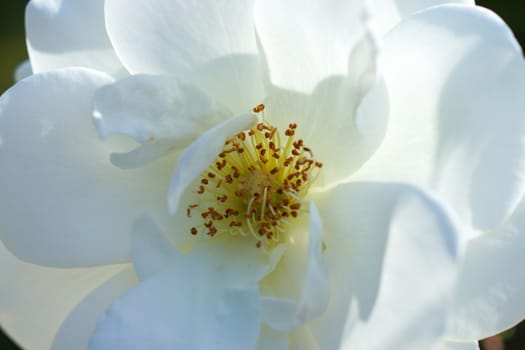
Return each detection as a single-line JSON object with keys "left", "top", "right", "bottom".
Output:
{"left": 186, "top": 106, "right": 323, "bottom": 251}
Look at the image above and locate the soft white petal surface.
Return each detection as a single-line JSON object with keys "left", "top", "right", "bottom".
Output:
{"left": 254, "top": 0, "right": 371, "bottom": 92}
{"left": 366, "top": 0, "right": 474, "bottom": 37}
{"left": 433, "top": 340, "right": 480, "bottom": 350}
{"left": 14, "top": 60, "right": 33, "bottom": 82}
{"left": 290, "top": 326, "right": 321, "bottom": 350}
{"left": 90, "top": 282, "right": 260, "bottom": 349}
{"left": 260, "top": 16, "right": 384, "bottom": 185}
{"left": 105, "top": 0, "right": 265, "bottom": 113}
{"left": 263, "top": 64, "right": 388, "bottom": 186}
{"left": 105, "top": 0, "right": 257, "bottom": 76}
{"left": 311, "top": 182, "right": 459, "bottom": 350}
{"left": 93, "top": 74, "right": 231, "bottom": 168}
{"left": 168, "top": 113, "right": 257, "bottom": 214}
{"left": 261, "top": 202, "right": 328, "bottom": 332}
{"left": 131, "top": 216, "right": 282, "bottom": 285}
{"left": 90, "top": 219, "right": 268, "bottom": 350}
{"left": 130, "top": 216, "right": 176, "bottom": 281}
{"left": 0, "top": 68, "right": 173, "bottom": 266}
{"left": 51, "top": 266, "right": 138, "bottom": 350}
{"left": 0, "top": 242, "right": 124, "bottom": 350}
{"left": 257, "top": 325, "right": 289, "bottom": 350}
{"left": 446, "top": 196, "right": 525, "bottom": 340}
{"left": 26, "top": 0, "right": 125, "bottom": 76}
{"left": 352, "top": 5, "right": 525, "bottom": 231}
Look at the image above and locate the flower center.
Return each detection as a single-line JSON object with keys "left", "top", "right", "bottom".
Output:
{"left": 187, "top": 105, "right": 323, "bottom": 251}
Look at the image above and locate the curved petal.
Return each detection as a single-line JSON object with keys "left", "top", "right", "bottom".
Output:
{"left": 90, "top": 284, "right": 260, "bottom": 350}
{"left": 261, "top": 202, "right": 329, "bottom": 332}
{"left": 290, "top": 326, "right": 321, "bottom": 350}
{"left": 260, "top": 17, "right": 384, "bottom": 186}
{"left": 131, "top": 215, "right": 280, "bottom": 285}
{"left": 254, "top": 0, "right": 374, "bottom": 93}
{"left": 446, "top": 196, "right": 525, "bottom": 340}
{"left": 26, "top": 0, "right": 125, "bottom": 76}
{"left": 168, "top": 113, "right": 257, "bottom": 214}
{"left": 93, "top": 74, "right": 232, "bottom": 168}
{"left": 14, "top": 60, "right": 33, "bottom": 82}
{"left": 51, "top": 266, "right": 138, "bottom": 350}
{"left": 257, "top": 325, "right": 289, "bottom": 350}
{"left": 0, "top": 242, "right": 124, "bottom": 350}
{"left": 433, "top": 340, "right": 480, "bottom": 350}
{"left": 266, "top": 75, "right": 388, "bottom": 187}
{"left": 0, "top": 68, "right": 173, "bottom": 267}
{"left": 352, "top": 5, "right": 525, "bottom": 231}
{"left": 105, "top": 0, "right": 265, "bottom": 113}
{"left": 366, "top": 0, "right": 474, "bottom": 37}
{"left": 89, "top": 243, "right": 263, "bottom": 349}
{"left": 106, "top": 0, "right": 257, "bottom": 75}
{"left": 130, "top": 216, "right": 176, "bottom": 281}
{"left": 311, "top": 182, "right": 460, "bottom": 350}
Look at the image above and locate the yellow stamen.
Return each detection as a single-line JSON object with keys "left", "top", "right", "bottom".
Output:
{"left": 187, "top": 104, "right": 323, "bottom": 251}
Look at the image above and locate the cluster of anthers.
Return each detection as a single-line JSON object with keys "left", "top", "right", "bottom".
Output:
{"left": 187, "top": 104, "right": 323, "bottom": 251}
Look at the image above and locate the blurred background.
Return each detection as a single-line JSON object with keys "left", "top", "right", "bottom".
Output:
{"left": 0, "top": 0, "right": 524, "bottom": 349}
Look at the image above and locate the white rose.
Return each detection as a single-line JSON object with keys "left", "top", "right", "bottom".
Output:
{"left": 0, "top": 1, "right": 524, "bottom": 350}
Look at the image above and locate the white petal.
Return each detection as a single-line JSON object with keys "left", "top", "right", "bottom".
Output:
{"left": 106, "top": 0, "right": 257, "bottom": 75}
{"left": 257, "top": 325, "right": 289, "bottom": 350}
{"left": 14, "top": 60, "right": 33, "bottom": 82}
{"left": 264, "top": 72, "right": 387, "bottom": 187}
{"left": 254, "top": 0, "right": 372, "bottom": 93}
{"left": 51, "top": 266, "right": 138, "bottom": 350}
{"left": 311, "top": 182, "right": 459, "bottom": 350}
{"left": 259, "top": 11, "right": 383, "bottom": 185}
{"left": 89, "top": 251, "right": 262, "bottom": 349}
{"left": 446, "top": 196, "right": 525, "bottom": 340}
{"left": 366, "top": 0, "right": 474, "bottom": 37}
{"left": 130, "top": 216, "right": 176, "bottom": 281}
{"left": 26, "top": 0, "right": 125, "bottom": 76}
{"left": 352, "top": 5, "right": 525, "bottom": 231}
{"left": 261, "top": 202, "right": 329, "bottom": 332}
{"left": 290, "top": 326, "right": 321, "bottom": 350}
{"left": 168, "top": 113, "right": 257, "bottom": 214}
{"left": 0, "top": 68, "right": 172, "bottom": 266}
{"left": 93, "top": 74, "right": 231, "bottom": 168}
{"left": 105, "top": 0, "right": 265, "bottom": 113}
{"left": 0, "top": 241, "right": 124, "bottom": 350}
{"left": 433, "top": 340, "right": 480, "bottom": 350}
{"left": 131, "top": 216, "right": 278, "bottom": 286}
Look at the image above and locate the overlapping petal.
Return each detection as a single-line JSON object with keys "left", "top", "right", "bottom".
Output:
{"left": 105, "top": 0, "right": 265, "bottom": 113}
{"left": 311, "top": 182, "right": 459, "bottom": 350}
{"left": 0, "top": 242, "right": 125, "bottom": 350}
{"left": 0, "top": 68, "right": 173, "bottom": 267}
{"left": 26, "top": 0, "right": 125, "bottom": 76}
{"left": 89, "top": 277, "right": 260, "bottom": 349}
{"left": 90, "top": 218, "right": 265, "bottom": 350}
{"left": 352, "top": 5, "right": 525, "bottom": 231}
{"left": 105, "top": 0, "right": 257, "bottom": 76}
{"left": 93, "top": 74, "right": 231, "bottom": 168}
{"left": 446, "top": 195, "right": 525, "bottom": 340}
{"left": 3, "top": 1, "right": 522, "bottom": 349}
{"left": 254, "top": 0, "right": 371, "bottom": 93}
{"left": 366, "top": 0, "right": 474, "bottom": 37}
{"left": 14, "top": 60, "right": 32, "bottom": 82}
{"left": 131, "top": 216, "right": 282, "bottom": 286}
{"left": 257, "top": 326, "right": 289, "bottom": 350}
{"left": 168, "top": 113, "right": 257, "bottom": 214}
{"left": 51, "top": 267, "right": 138, "bottom": 350}
{"left": 261, "top": 203, "right": 328, "bottom": 331}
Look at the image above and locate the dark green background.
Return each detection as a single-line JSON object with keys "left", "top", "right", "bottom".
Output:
{"left": 0, "top": 1, "right": 524, "bottom": 349}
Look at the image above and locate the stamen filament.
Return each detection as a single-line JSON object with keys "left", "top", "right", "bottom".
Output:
{"left": 185, "top": 105, "right": 323, "bottom": 251}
